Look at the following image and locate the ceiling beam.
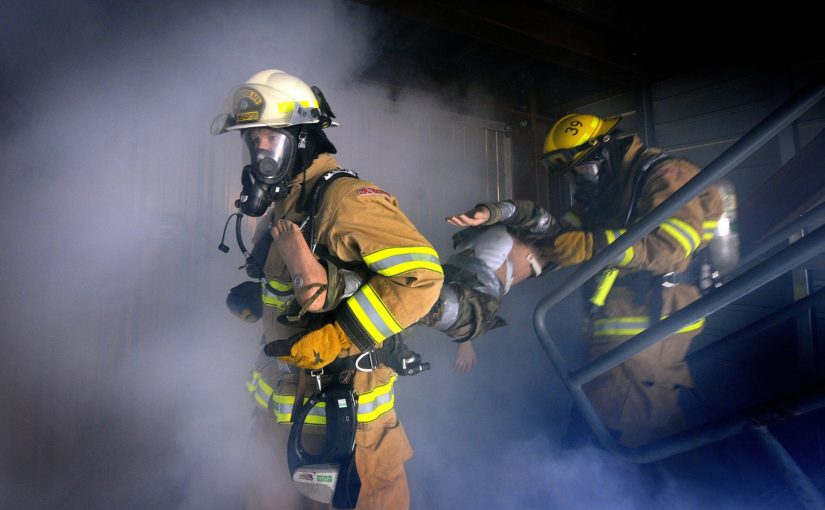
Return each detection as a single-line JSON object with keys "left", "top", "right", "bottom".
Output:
{"left": 353, "top": 0, "right": 648, "bottom": 85}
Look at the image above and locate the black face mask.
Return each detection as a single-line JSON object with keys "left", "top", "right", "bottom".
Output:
{"left": 236, "top": 128, "right": 303, "bottom": 216}
{"left": 569, "top": 160, "right": 603, "bottom": 213}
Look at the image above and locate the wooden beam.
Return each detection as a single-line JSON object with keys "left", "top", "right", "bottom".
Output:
{"left": 353, "top": 0, "right": 647, "bottom": 85}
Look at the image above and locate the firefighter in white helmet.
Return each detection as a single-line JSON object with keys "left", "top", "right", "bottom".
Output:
{"left": 213, "top": 69, "right": 443, "bottom": 509}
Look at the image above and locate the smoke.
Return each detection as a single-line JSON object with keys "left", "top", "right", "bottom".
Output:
{"left": 0, "top": 1, "right": 793, "bottom": 509}
{"left": 0, "top": 1, "right": 383, "bottom": 508}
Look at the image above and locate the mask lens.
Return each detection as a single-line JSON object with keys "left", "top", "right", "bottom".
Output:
{"left": 255, "top": 132, "right": 289, "bottom": 165}
{"left": 574, "top": 161, "right": 600, "bottom": 184}
{"left": 243, "top": 129, "right": 294, "bottom": 184}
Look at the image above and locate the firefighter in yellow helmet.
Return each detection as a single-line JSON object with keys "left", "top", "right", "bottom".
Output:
{"left": 213, "top": 69, "right": 443, "bottom": 509}
{"left": 444, "top": 113, "right": 724, "bottom": 447}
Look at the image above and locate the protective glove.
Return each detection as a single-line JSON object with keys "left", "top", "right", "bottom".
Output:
{"left": 226, "top": 281, "right": 263, "bottom": 322}
{"left": 279, "top": 321, "right": 352, "bottom": 369}
{"left": 547, "top": 231, "right": 595, "bottom": 266}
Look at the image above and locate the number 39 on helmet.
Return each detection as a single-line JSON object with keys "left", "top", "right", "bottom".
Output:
{"left": 541, "top": 113, "right": 621, "bottom": 176}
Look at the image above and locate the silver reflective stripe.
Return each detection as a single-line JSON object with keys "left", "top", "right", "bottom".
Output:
{"left": 593, "top": 318, "right": 650, "bottom": 334}
{"left": 275, "top": 400, "right": 327, "bottom": 421}
{"left": 433, "top": 284, "right": 460, "bottom": 330}
{"left": 357, "top": 389, "right": 394, "bottom": 416}
{"left": 256, "top": 386, "right": 271, "bottom": 406}
{"left": 350, "top": 291, "right": 397, "bottom": 339}
{"left": 659, "top": 218, "right": 700, "bottom": 258}
{"left": 369, "top": 252, "right": 441, "bottom": 272}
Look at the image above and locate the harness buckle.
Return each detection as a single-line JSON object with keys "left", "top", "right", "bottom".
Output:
{"left": 310, "top": 368, "right": 324, "bottom": 391}
{"left": 355, "top": 350, "right": 376, "bottom": 372}
{"left": 661, "top": 271, "right": 680, "bottom": 288}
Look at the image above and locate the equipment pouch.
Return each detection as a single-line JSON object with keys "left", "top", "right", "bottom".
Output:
{"left": 287, "top": 382, "right": 361, "bottom": 509}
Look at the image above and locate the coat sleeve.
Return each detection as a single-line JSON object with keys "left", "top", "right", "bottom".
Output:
{"left": 479, "top": 199, "right": 558, "bottom": 234}
{"left": 604, "top": 159, "right": 722, "bottom": 275}
{"left": 543, "top": 159, "right": 723, "bottom": 274}
{"left": 320, "top": 181, "right": 444, "bottom": 350}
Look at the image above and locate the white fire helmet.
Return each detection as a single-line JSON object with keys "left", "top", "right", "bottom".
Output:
{"left": 211, "top": 69, "right": 337, "bottom": 135}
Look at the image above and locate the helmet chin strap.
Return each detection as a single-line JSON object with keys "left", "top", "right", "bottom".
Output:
{"left": 291, "top": 127, "right": 314, "bottom": 177}
{"left": 295, "top": 126, "right": 312, "bottom": 212}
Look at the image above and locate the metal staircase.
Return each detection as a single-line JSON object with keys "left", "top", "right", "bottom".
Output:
{"left": 533, "top": 76, "right": 825, "bottom": 509}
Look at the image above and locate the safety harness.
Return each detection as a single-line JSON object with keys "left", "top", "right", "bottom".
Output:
{"left": 587, "top": 151, "right": 710, "bottom": 333}
{"left": 253, "top": 168, "right": 428, "bottom": 508}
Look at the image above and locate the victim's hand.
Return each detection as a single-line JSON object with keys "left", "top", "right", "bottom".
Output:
{"left": 453, "top": 341, "right": 478, "bottom": 374}
{"left": 445, "top": 206, "right": 490, "bottom": 228}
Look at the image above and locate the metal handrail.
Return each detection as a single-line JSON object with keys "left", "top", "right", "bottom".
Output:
{"left": 687, "top": 285, "right": 825, "bottom": 362}
{"left": 733, "top": 198, "right": 825, "bottom": 277}
{"left": 533, "top": 76, "right": 825, "bottom": 323}
{"left": 533, "top": 75, "right": 825, "bottom": 465}
{"left": 570, "top": 224, "right": 825, "bottom": 386}
{"left": 538, "top": 225, "right": 825, "bottom": 463}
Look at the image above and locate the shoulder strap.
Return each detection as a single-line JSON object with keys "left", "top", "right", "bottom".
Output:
{"left": 624, "top": 152, "right": 675, "bottom": 227}
{"left": 302, "top": 169, "right": 359, "bottom": 252}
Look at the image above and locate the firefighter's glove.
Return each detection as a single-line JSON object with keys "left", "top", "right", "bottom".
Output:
{"left": 226, "top": 281, "right": 263, "bottom": 323}
{"left": 547, "top": 231, "right": 595, "bottom": 267}
{"left": 280, "top": 321, "right": 352, "bottom": 369}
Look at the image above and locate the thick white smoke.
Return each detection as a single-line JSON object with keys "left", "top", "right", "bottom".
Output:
{"left": 0, "top": 1, "right": 789, "bottom": 509}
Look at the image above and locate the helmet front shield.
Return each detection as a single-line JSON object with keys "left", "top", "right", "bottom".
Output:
{"left": 210, "top": 83, "right": 319, "bottom": 135}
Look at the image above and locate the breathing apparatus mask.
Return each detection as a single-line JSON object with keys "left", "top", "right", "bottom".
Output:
{"left": 568, "top": 142, "right": 612, "bottom": 212}
{"left": 237, "top": 126, "right": 306, "bottom": 217}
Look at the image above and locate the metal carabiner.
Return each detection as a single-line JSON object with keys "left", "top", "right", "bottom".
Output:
{"left": 310, "top": 368, "right": 324, "bottom": 391}
{"left": 354, "top": 350, "right": 376, "bottom": 372}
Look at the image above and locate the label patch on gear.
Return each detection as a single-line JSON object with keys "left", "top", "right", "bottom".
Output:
{"left": 233, "top": 87, "right": 265, "bottom": 123}
{"left": 357, "top": 186, "right": 393, "bottom": 198}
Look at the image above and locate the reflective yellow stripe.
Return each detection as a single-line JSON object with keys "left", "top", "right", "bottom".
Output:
{"left": 593, "top": 316, "right": 706, "bottom": 336}
{"left": 702, "top": 220, "right": 718, "bottom": 241}
{"left": 246, "top": 370, "right": 259, "bottom": 393}
{"left": 276, "top": 99, "right": 318, "bottom": 113}
{"left": 604, "top": 229, "right": 634, "bottom": 266}
{"left": 357, "top": 375, "right": 397, "bottom": 422}
{"left": 345, "top": 284, "right": 402, "bottom": 343}
{"left": 246, "top": 370, "right": 276, "bottom": 410}
{"left": 562, "top": 211, "right": 582, "bottom": 228}
{"left": 660, "top": 218, "right": 700, "bottom": 258}
{"left": 669, "top": 218, "right": 701, "bottom": 250}
{"left": 363, "top": 246, "right": 443, "bottom": 276}
{"left": 659, "top": 314, "right": 705, "bottom": 333}
{"left": 590, "top": 268, "right": 619, "bottom": 307}
{"left": 262, "top": 279, "right": 293, "bottom": 310}
{"left": 245, "top": 373, "right": 397, "bottom": 425}
{"left": 272, "top": 394, "right": 328, "bottom": 424}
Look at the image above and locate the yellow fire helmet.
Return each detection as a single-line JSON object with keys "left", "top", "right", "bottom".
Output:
{"left": 540, "top": 113, "right": 621, "bottom": 175}
{"left": 211, "top": 69, "right": 337, "bottom": 135}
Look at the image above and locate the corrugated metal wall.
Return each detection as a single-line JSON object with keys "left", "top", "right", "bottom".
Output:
{"left": 1, "top": 81, "right": 512, "bottom": 507}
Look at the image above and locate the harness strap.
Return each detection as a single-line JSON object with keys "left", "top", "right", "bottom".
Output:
{"left": 324, "top": 336, "right": 399, "bottom": 376}
{"left": 301, "top": 169, "right": 358, "bottom": 252}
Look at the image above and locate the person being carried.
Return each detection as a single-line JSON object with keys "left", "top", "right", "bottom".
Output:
{"left": 438, "top": 113, "right": 725, "bottom": 448}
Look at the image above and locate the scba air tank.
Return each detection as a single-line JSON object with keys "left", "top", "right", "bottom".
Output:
{"left": 703, "top": 178, "right": 740, "bottom": 289}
